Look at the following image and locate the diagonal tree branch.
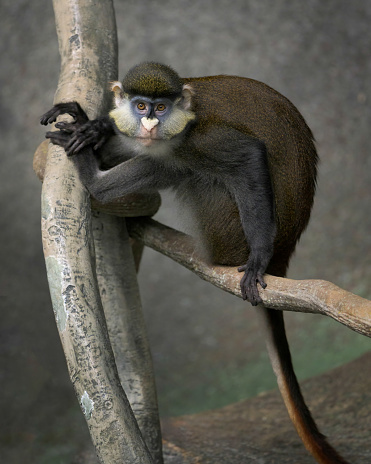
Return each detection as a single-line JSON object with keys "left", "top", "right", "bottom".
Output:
{"left": 126, "top": 217, "right": 371, "bottom": 338}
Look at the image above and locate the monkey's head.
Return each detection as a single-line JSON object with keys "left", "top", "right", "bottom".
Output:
{"left": 109, "top": 62, "right": 195, "bottom": 150}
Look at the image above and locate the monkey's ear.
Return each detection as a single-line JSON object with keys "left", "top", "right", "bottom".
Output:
{"left": 180, "top": 84, "right": 194, "bottom": 111}
{"left": 110, "top": 81, "right": 128, "bottom": 107}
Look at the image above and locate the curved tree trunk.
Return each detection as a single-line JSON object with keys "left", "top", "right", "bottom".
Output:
{"left": 41, "top": 1, "right": 161, "bottom": 462}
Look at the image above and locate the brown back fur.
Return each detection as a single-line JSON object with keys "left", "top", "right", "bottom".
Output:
{"left": 180, "top": 75, "right": 318, "bottom": 276}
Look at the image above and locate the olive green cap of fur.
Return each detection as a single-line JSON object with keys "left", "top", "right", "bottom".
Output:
{"left": 122, "top": 62, "right": 183, "bottom": 99}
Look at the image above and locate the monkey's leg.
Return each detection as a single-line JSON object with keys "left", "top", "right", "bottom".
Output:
{"left": 198, "top": 128, "right": 276, "bottom": 306}
{"left": 230, "top": 142, "right": 276, "bottom": 305}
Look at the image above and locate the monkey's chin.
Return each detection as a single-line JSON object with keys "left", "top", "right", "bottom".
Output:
{"left": 136, "top": 137, "right": 160, "bottom": 147}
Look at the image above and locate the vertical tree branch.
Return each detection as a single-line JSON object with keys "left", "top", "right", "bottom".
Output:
{"left": 93, "top": 212, "right": 163, "bottom": 463}
{"left": 41, "top": 1, "right": 158, "bottom": 462}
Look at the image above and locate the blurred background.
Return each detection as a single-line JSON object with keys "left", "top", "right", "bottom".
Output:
{"left": 1, "top": 0, "right": 370, "bottom": 463}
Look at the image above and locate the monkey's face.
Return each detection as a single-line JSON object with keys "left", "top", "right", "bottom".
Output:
{"left": 109, "top": 81, "right": 196, "bottom": 150}
{"left": 128, "top": 95, "right": 176, "bottom": 146}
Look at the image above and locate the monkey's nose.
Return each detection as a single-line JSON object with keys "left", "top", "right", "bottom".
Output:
{"left": 141, "top": 117, "right": 159, "bottom": 131}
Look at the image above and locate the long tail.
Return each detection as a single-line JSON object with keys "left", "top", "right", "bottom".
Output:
{"left": 257, "top": 306, "right": 350, "bottom": 464}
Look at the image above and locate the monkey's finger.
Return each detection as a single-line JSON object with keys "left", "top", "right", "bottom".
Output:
{"left": 45, "top": 130, "right": 69, "bottom": 141}
{"left": 238, "top": 265, "right": 247, "bottom": 272}
{"left": 55, "top": 122, "right": 77, "bottom": 134}
{"left": 41, "top": 106, "right": 72, "bottom": 125}
{"left": 74, "top": 140, "right": 93, "bottom": 153}
{"left": 65, "top": 133, "right": 80, "bottom": 145}
{"left": 65, "top": 134, "right": 90, "bottom": 152}
{"left": 53, "top": 102, "right": 88, "bottom": 124}
{"left": 246, "top": 282, "right": 262, "bottom": 305}
{"left": 40, "top": 108, "right": 58, "bottom": 125}
{"left": 65, "top": 131, "right": 96, "bottom": 150}
{"left": 93, "top": 137, "right": 107, "bottom": 151}
{"left": 240, "top": 272, "right": 251, "bottom": 300}
{"left": 253, "top": 288, "right": 264, "bottom": 302}
{"left": 69, "top": 133, "right": 96, "bottom": 150}
{"left": 40, "top": 111, "right": 60, "bottom": 125}
{"left": 252, "top": 282, "right": 263, "bottom": 305}
{"left": 67, "top": 138, "right": 94, "bottom": 155}
{"left": 257, "top": 274, "right": 267, "bottom": 289}
{"left": 45, "top": 131, "right": 71, "bottom": 149}
{"left": 62, "top": 135, "right": 82, "bottom": 155}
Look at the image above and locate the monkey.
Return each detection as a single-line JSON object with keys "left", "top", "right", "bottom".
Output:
{"left": 41, "top": 62, "right": 349, "bottom": 464}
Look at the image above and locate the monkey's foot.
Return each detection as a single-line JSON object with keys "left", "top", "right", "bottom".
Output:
{"left": 238, "top": 264, "right": 267, "bottom": 306}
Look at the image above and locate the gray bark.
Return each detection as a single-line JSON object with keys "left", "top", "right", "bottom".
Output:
{"left": 41, "top": 1, "right": 161, "bottom": 462}
{"left": 37, "top": 2, "right": 370, "bottom": 461}
{"left": 93, "top": 212, "right": 162, "bottom": 462}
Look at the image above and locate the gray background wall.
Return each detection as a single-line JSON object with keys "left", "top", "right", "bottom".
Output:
{"left": 1, "top": 1, "right": 370, "bottom": 463}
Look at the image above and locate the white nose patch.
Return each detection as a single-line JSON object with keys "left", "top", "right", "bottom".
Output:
{"left": 141, "top": 117, "right": 159, "bottom": 131}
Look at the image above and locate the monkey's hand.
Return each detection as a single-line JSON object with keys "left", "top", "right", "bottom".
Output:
{"left": 41, "top": 102, "right": 114, "bottom": 156}
{"left": 41, "top": 102, "right": 90, "bottom": 155}
{"left": 238, "top": 259, "right": 267, "bottom": 306}
{"left": 54, "top": 119, "right": 113, "bottom": 156}
{"left": 40, "top": 102, "right": 89, "bottom": 127}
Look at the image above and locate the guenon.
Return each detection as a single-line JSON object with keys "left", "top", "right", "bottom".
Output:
{"left": 41, "top": 62, "right": 349, "bottom": 464}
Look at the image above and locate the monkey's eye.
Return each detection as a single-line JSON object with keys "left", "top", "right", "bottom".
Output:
{"left": 156, "top": 104, "right": 166, "bottom": 112}
{"left": 137, "top": 102, "right": 146, "bottom": 111}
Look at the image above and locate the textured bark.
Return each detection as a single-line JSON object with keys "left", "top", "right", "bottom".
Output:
{"left": 38, "top": 4, "right": 370, "bottom": 462}
{"left": 34, "top": 139, "right": 161, "bottom": 218}
{"left": 127, "top": 218, "right": 371, "bottom": 338}
{"left": 41, "top": 1, "right": 160, "bottom": 462}
{"left": 92, "top": 211, "right": 163, "bottom": 462}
